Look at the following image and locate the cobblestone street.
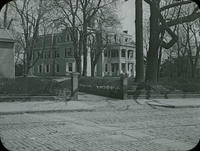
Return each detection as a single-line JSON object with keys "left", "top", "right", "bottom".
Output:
{"left": 0, "top": 97, "right": 200, "bottom": 151}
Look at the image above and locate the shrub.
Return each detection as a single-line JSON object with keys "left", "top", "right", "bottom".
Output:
{"left": 159, "top": 78, "right": 200, "bottom": 92}
{"left": 0, "top": 77, "right": 71, "bottom": 96}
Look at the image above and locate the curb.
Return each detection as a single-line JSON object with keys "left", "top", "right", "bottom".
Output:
{"left": 147, "top": 100, "right": 200, "bottom": 109}
{"left": 0, "top": 109, "right": 95, "bottom": 115}
{"left": 0, "top": 96, "right": 57, "bottom": 102}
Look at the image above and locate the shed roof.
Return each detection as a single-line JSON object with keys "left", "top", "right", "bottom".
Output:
{"left": 0, "top": 28, "right": 15, "bottom": 43}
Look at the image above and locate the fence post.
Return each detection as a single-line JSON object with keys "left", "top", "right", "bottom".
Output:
{"left": 70, "top": 72, "right": 80, "bottom": 101}
{"left": 120, "top": 73, "right": 128, "bottom": 99}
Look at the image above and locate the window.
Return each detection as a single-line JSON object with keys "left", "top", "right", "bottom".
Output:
{"left": 128, "top": 63, "right": 133, "bottom": 71}
{"left": 46, "top": 64, "right": 50, "bottom": 73}
{"left": 128, "top": 50, "right": 133, "bottom": 58}
{"left": 121, "top": 63, "right": 126, "bottom": 73}
{"left": 121, "top": 49, "right": 126, "bottom": 57}
{"left": 104, "top": 50, "right": 108, "bottom": 57}
{"left": 111, "top": 64, "right": 115, "bottom": 72}
{"left": 105, "top": 64, "right": 108, "bottom": 72}
{"left": 38, "top": 64, "right": 42, "bottom": 73}
{"left": 68, "top": 48, "right": 73, "bottom": 57}
{"left": 68, "top": 63, "right": 73, "bottom": 72}
{"left": 111, "top": 49, "right": 119, "bottom": 57}
{"left": 65, "top": 48, "right": 73, "bottom": 57}
{"left": 111, "top": 63, "right": 119, "bottom": 73}
{"left": 114, "top": 34, "right": 117, "bottom": 43}
{"left": 54, "top": 51, "right": 60, "bottom": 58}
{"left": 55, "top": 64, "right": 60, "bottom": 72}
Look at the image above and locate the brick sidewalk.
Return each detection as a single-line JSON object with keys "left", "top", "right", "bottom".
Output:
{"left": 0, "top": 97, "right": 200, "bottom": 151}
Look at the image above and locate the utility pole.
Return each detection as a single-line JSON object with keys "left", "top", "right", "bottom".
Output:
{"left": 135, "top": 0, "right": 145, "bottom": 82}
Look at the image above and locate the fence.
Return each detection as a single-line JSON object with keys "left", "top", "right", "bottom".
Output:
{"left": 79, "top": 74, "right": 128, "bottom": 99}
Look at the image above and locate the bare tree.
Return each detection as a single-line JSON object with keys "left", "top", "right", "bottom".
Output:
{"left": 88, "top": 4, "right": 120, "bottom": 77}
{"left": 12, "top": 0, "right": 50, "bottom": 76}
{"left": 54, "top": 0, "right": 83, "bottom": 73}
{"left": 54, "top": 0, "right": 118, "bottom": 76}
{"left": 144, "top": 0, "right": 200, "bottom": 84}
{"left": 80, "top": 0, "right": 117, "bottom": 76}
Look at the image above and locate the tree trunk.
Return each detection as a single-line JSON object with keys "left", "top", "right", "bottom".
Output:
{"left": 82, "top": 21, "right": 88, "bottom": 76}
{"left": 157, "top": 46, "right": 162, "bottom": 81}
{"left": 135, "top": 0, "right": 144, "bottom": 82}
{"left": 75, "top": 57, "right": 81, "bottom": 73}
{"left": 82, "top": 42, "right": 87, "bottom": 76}
{"left": 3, "top": 4, "right": 8, "bottom": 28}
{"left": 145, "top": 1, "right": 160, "bottom": 84}
{"left": 91, "top": 63, "right": 95, "bottom": 77}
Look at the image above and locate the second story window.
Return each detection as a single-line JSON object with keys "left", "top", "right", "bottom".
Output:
{"left": 121, "top": 49, "right": 126, "bottom": 57}
{"left": 67, "top": 48, "right": 73, "bottom": 57}
{"left": 111, "top": 49, "right": 119, "bottom": 57}
{"left": 65, "top": 48, "right": 73, "bottom": 57}
{"left": 128, "top": 50, "right": 133, "bottom": 58}
{"left": 54, "top": 51, "right": 60, "bottom": 58}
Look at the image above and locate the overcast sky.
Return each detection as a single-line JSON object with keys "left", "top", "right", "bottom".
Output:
{"left": 118, "top": 0, "right": 150, "bottom": 39}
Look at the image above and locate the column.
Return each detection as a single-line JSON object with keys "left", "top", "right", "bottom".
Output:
{"left": 119, "top": 62, "right": 122, "bottom": 75}
{"left": 70, "top": 72, "right": 80, "bottom": 101}
{"left": 72, "top": 62, "right": 76, "bottom": 72}
{"left": 125, "top": 63, "right": 128, "bottom": 75}
{"left": 109, "top": 63, "right": 112, "bottom": 76}
{"left": 120, "top": 73, "right": 128, "bottom": 99}
{"left": 66, "top": 63, "right": 68, "bottom": 72}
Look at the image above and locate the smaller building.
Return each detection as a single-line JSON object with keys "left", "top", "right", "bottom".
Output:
{"left": 96, "top": 30, "right": 135, "bottom": 77}
{"left": 0, "top": 29, "right": 15, "bottom": 79}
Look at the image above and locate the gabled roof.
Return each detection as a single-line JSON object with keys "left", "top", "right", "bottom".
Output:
{"left": 0, "top": 28, "right": 15, "bottom": 43}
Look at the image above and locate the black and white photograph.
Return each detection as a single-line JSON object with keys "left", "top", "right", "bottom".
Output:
{"left": 0, "top": 0, "right": 200, "bottom": 150}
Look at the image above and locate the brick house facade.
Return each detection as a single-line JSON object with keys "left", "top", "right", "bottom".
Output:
{"left": 32, "top": 29, "right": 135, "bottom": 77}
{"left": 32, "top": 29, "right": 76, "bottom": 76}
